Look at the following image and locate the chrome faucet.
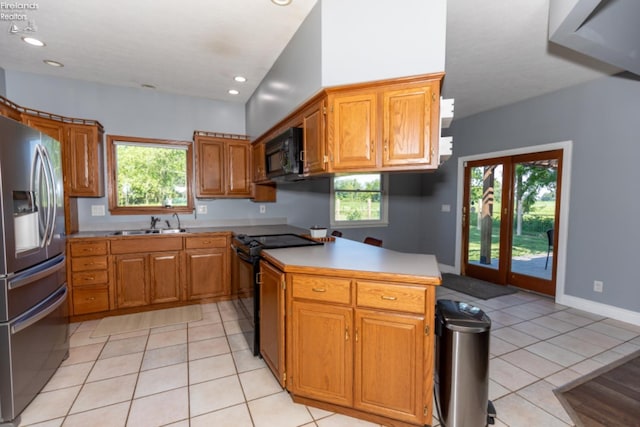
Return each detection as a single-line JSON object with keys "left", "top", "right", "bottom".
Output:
{"left": 150, "top": 216, "right": 160, "bottom": 229}
{"left": 172, "top": 212, "right": 181, "bottom": 229}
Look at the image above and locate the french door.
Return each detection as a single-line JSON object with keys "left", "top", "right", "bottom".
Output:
{"left": 461, "top": 150, "right": 562, "bottom": 295}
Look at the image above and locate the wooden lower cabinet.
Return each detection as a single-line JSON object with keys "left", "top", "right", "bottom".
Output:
{"left": 185, "top": 234, "right": 229, "bottom": 300}
{"left": 114, "top": 254, "right": 149, "bottom": 308}
{"left": 290, "top": 300, "right": 353, "bottom": 407}
{"left": 185, "top": 249, "right": 228, "bottom": 300}
{"left": 68, "top": 240, "right": 111, "bottom": 316}
{"left": 259, "top": 260, "right": 286, "bottom": 387}
{"left": 286, "top": 272, "right": 434, "bottom": 426}
{"left": 68, "top": 233, "right": 231, "bottom": 318}
{"left": 354, "top": 310, "right": 425, "bottom": 424}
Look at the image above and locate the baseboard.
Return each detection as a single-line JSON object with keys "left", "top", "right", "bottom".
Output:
{"left": 557, "top": 294, "right": 640, "bottom": 327}
{"left": 437, "top": 263, "right": 640, "bottom": 327}
{"left": 438, "top": 263, "right": 456, "bottom": 274}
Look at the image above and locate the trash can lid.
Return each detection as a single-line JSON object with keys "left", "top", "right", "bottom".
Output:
{"left": 437, "top": 299, "right": 491, "bottom": 332}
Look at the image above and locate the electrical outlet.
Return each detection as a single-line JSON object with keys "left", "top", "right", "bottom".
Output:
{"left": 91, "top": 205, "right": 105, "bottom": 216}
{"left": 259, "top": 205, "right": 266, "bottom": 214}
{"left": 593, "top": 280, "right": 604, "bottom": 293}
{"left": 197, "top": 205, "right": 207, "bottom": 214}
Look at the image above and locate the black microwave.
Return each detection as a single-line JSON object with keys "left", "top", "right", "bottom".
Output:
{"left": 265, "top": 127, "right": 304, "bottom": 181}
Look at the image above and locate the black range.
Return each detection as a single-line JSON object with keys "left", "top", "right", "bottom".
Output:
{"left": 230, "top": 233, "right": 323, "bottom": 355}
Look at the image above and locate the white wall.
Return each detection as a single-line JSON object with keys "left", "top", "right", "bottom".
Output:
{"left": 320, "top": 0, "right": 446, "bottom": 87}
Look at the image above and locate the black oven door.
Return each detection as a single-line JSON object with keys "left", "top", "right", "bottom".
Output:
{"left": 230, "top": 244, "right": 260, "bottom": 356}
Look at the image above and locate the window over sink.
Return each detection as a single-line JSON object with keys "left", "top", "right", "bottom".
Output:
{"left": 330, "top": 173, "right": 388, "bottom": 227}
{"left": 106, "top": 135, "right": 194, "bottom": 215}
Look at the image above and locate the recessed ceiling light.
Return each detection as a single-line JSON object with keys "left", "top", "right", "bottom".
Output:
{"left": 228, "top": 89, "right": 240, "bottom": 95}
{"left": 271, "top": 0, "right": 292, "bottom": 5}
{"left": 43, "top": 60, "right": 64, "bottom": 67}
{"left": 234, "top": 76, "right": 247, "bottom": 83}
{"left": 22, "top": 36, "right": 45, "bottom": 47}
{"left": 141, "top": 83, "right": 156, "bottom": 89}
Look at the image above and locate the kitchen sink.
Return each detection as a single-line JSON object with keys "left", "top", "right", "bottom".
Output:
{"left": 111, "top": 228, "right": 186, "bottom": 236}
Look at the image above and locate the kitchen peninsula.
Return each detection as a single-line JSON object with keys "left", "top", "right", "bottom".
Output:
{"left": 259, "top": 237, "right": 441, "bottom": 427}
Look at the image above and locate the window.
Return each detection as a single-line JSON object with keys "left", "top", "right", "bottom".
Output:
{"left": 106, "top": 135, "right": 194, "bottom": 214}
{"left": 330, "top": 173, "right": 388, "bottom": 227}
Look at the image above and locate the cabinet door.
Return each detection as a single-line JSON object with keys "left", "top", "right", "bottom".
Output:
{"left": 66, "top": 124, "right": 104, "bottom": 196}
{"left": 290, "top": 301, "right": 353, "bottom": 407}
{"left": 196, "top": 137, "right": 225, "bottom": 197}
{"left": 251, "top": 142, "right": 267, "bottom": 182}
{"left": 185, "top": 248, "right": 228, "bottom": 300}
{"left": 115, "top": 254, "right": 149, "bottom": 308}
{"left": 302, "top": 100, "right": 327, "bottom": 174}
{"left": 227, "top": 141, "right": 251, "bottom": 196}
{"left": 149, "top": 251, "right": 181, "bottom": 304}
{"left": 382, "top": 84, "right": 435, "bottom": 167}
{"left": 354, "top": 309, "right": 425, "bottom": 425}
{"left": 329, "top": 92, "right": 377, "bottom": 170}
{"left": 259, "top": 260, "right": 286, "bottom": 387}
{"left": 22, "top": 115, "right": 65, "bottom": 142}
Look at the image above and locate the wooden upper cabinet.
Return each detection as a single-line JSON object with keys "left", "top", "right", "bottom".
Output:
{"left": 382, "top": 83, "right": 436, "bottom": 167}
{"left": 251, "top": 141, "right": 267, "bottom": 183}
{"left": 66, "top": 124, "right": 105, "bottom": 197}
{"left": 0, "top": 98, "right": 22, "bottom": 121}
{"left": 329, "top": 92, "right": 378, "bottom": 171}
{"left": 227, "top": 140, "right": 251, "bottom": 195}
{"left": 21, "top": 115, "right": 65, "bottom": 142}
{"left": 21, "top": 115, "right": 104, "bottom": 197}
{"left": 302, "top": 99, "right": 328, "bottom": 174}
{"left": 194, "top": 133, "right": 251, "bottom": 198}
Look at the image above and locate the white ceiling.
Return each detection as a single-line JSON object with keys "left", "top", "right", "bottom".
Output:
{"left": 0, "top": 0, "right": 621, "bottom": 120}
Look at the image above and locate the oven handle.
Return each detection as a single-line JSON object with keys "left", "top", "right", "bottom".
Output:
{"left": 11, "top": 286, "right": 67, "bottom": 335}
{"left": 231, "top": 244, "right": 256, "bottom": 264}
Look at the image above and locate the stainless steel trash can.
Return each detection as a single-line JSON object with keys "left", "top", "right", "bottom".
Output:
{"left": 435, "top": 299, "right": 494, "bottom": 427}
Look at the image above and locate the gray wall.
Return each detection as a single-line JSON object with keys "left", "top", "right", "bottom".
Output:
{"left": 422, "top": 73, "right": 640, "bottom": 313}
{"left": 3, "top": 71, "right": 285, "bottom": 230}
{"left": 245, "top": 2, "right": 322, "bottom": 138}
{"left": 0, "top": 67, "right": 5, "bottom": 97}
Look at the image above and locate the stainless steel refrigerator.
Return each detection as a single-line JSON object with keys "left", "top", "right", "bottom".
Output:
{"left": 0, "top": 116, "right": 68, "bottom": 427}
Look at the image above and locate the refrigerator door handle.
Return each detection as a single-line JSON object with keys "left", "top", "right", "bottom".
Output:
{"left": 10, "top": 286, "right": 67, "bottom": 335}
{"left": 7, "top": 255, "right": 66, "bottom": 290}
{"left": 40, "top": 145, "right": 57, "bottom": 246}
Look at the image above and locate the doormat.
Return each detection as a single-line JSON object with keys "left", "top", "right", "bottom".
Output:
{"left": 91, "top": 305, "right": 202, "bottom": 337}
{"left": 441, "top": 273, "right": 517, "bottom": 300}
{"left": 554, "top": 349, "right": 640, "bottom": 427}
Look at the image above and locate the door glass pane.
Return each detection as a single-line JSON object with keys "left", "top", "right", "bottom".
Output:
{"left": 510, "top": 158, "right": 558, "bottom": 279}
{"left": 467, "top": 164, "right": 503, "bottom": 270}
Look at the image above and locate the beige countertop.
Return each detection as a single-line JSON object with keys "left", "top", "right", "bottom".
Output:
{"left": 261, "top": 237, "right": 441, "bottom": 286}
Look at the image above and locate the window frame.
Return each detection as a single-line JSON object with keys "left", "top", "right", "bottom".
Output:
{"left": 106, "top": 134, "right": 194, "bottom": 215}
{"left": 330, "top": 173, "right": 389, "bottom": 228}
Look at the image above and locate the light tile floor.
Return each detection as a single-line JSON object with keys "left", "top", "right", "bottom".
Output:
{"left": 16, "top": 286, "right": 640, "bottom": 427}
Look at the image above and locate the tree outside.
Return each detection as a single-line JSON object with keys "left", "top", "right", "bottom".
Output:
{"left": 334, "top": 174, "right": 381, "bottom": 221}
{"left": 116, "top": 144, "right": 188, "bottom": 207}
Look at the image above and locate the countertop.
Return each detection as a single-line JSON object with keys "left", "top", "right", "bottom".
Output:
{"left": 261, "top": 237, "right": 441, "bottom": 286}
{"left": 68, "top": 224, "right": 307, "bottom": 239}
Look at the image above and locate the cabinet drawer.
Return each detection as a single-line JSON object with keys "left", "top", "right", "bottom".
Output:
{"left": 72, "top": 285, "right": 110, "bottom": 315}
{"left": 356, "top": 281, "right": 425, "bottom": 314}
{"left": 291, "top": 275, "right": 351, "bottom": 304}
{"left": 72, "top": 270, "right": 108, "bottom": 286}
{"left": 71, "top": 255, "right": 108, "bottom": 272}
{"left": 70, "top": 241, "right": 108, "bottom": 257}
{"left": 110, "top": 236, "right": 183, "bottom": 254}
{"left": 185, "top": 235, "right": 227, "bottom": 249}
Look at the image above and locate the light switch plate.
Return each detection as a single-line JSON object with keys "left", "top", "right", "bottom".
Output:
{"left": 197, "top": 205, "right": 207, "bottom": 214}
{"left": 441, "top": 204, "right": 451, "bottom": 212}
